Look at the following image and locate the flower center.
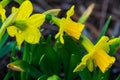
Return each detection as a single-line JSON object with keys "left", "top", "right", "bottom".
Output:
{"left": 14, "top": 20, "right": 27, "bottom": 31}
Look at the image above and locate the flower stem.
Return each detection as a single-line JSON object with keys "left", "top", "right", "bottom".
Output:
{"left": 10, "top": 42, "right": 17, "bottom": 61}
{"left": 0, "top": 0, "right": 12, "bottom": 8}
{"left": 0, "top": 12, "right": 17, "bottom": 41}
{"left": 80, "top": 34, "right": 94, "bottom": 52}
{"left": 21, "top": 42, "right": 27, "bottom": 80}
{"left": 50, "top": 15, "right": 61, "bottom": 26}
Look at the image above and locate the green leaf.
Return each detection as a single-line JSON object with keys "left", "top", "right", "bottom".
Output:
{"left": 39, "top": 43, "right": 60, "bottom": 75}
{"left": 0, "top": 18, "right": 2, "bottom": 27}
{"left": 7, "top": 60, "right": 42, "bottom": 79}
{"left": 47, "top": 75, "right": 61, "bottom": 80}
{"left": 55, "top": 36, "right": 84, "bottom": 80}
{"left": 116, "top": 74, "right": 120, "bottom": 80}
{"left": 92, "top": 69, "right": 110, "bottom": 80}
{"left": 96, "top": 16, "right": 111, "bottom": 42}
{"left": 0, "top": 41, "right": 14, "bottom": 58}
{"left": 0, "top": 33, "right": 8, "bottom": 48}
{"left": 78, "top": 68, "right": 92, "bottom": 80}
{"left": 31, "top": 36, "right": 45, "bottom": 66}
{"left": 39, "top": 36, "right": 60, "bottom": 75}
{"left": 37, "top": 75, "right": 48, "bottom": 80}
{"left": 109, "top": 37, "right": 120, "bottom": 56}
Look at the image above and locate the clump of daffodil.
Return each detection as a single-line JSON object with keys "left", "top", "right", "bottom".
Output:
{"left": 0, "top": 4, "right": 6, "bottom": 23}
{"left": 74, "top": 36, "right": 116, "bottom": 73}
{"left": 53, "top": 5, "right": 84, "bottom": 44}
{"left": 7, "top": 0, "right": 45, "bottom": 49}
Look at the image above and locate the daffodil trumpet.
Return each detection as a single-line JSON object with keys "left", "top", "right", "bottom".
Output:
{"left": 51, "top": 5, "right": 85, "bottom": 44}
{"left": 74, "top": 35, "right": 117, "bottom": 73}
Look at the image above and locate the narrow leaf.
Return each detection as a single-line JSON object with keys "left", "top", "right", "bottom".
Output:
{"left": 0, "top": 42, "right": 14, "bottom": 58}
{"left": 96, "top": 16, "right": 111, "bottom": 42}
{"left": 7, "top": 60, "right": 42, "bottom": 79}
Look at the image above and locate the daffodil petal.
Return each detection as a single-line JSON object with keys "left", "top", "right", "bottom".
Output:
{"left": 60, "top": 33, "right": 64, "bottom": 44}
{"left": 95, "top": 36, "right": 110, "bottom": 53}
{"left": 7, "top": 26, "right": 17, "bottom": 37}
{"left": 66, "top": 5, "right": 74, "bottom": 19}
{"left": 27, "top": 14, "right": 45, "bottom": 28}
{"left": 93, "top": 49, "right": 115, "bottom": 73}
{"left": 64, "top": 19, "right": 84, "bottom": 40}
{"left": 108, "top": 37, "right": 119, "bottom": 45}
{"left": 73, "top": 54, "right": 90, "bottom": 72}
{"left": 73, "top": 62, "right": 86, "bottom": 72}
{"left": 24, "top": 27, "right": 41, "bottom": 44}
{"left": 55, "top": 33, "right": 60, "bottom": 39}
{"left": 16, "top": 33, "right": 24, "bottom": 49}
{"left": 16, "top": 0, "right": 33, "bottom": 20}
{"left": 12, "top": 7, "right": 19, "bottom": 13}
{"left": 87, "top": 58, "right": 94, "bottom": 72}
{"left": 0, "top": 4, "right": 6, "bottom": 22}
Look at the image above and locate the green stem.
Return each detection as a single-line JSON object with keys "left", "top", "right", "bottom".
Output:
{"left": 10, "top": 42, "right": 17, "bottom": 62}
{"left": 14, "top": 0, "right": 25, "bottom": 5}
{"left": 22, "top": 42, "right": 28, "bottom": 61}
{"left": 51, "top": 15, "right": 61, "bottom": 26}
{"left": 0, "top": 12, "right": 18, "bottom": 41}
{"left": 0, "top": 0, "right": 12, "bottom": 8}
{"left": 80, "top": 34, "right": 94, "bottom": 52}
{"left": 21, "top": 42, "right": 28, "bottom": 80}
{"left": 21, "top": 42, "right": 32, "bottom": 80}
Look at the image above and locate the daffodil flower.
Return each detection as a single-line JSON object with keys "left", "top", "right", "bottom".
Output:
{"left": 55, "top": 6, "right": 84, "bottom": 44}
{"left": 73, "top": 36, "right": 116, "bottom": 73}
{"left": 7, "top": 1, "right": 45, "bottom": 49}
{"left": 0, "top": 4, "right": 6, "bottom": 23}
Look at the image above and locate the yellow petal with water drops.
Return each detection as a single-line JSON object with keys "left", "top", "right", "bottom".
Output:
{"left": 16, "top": 32, "right": 24, "bottom": 49}
{"left": 7, "top": 26, "right": 17, "bottom": 37}
{"left": 73, "top": 54, "right": 90, "bottom": 72}
{"left": 16, "top": 0, "right": 33, "bottom": 20}
{"left": 64, "top": 19, "right": 84, "bottom": 40}
{"left": 27, "top": 14, "right": 45, "bottom": 28}
{"left": 0, "top": 4, "right": 6, "bottom": 22}
{"left": 93, "top": 49, "right": 115, "bottom": 73}
{"left": 66, "top": 5, "right": 74, "bottom": 19}
{"left": 24, "top": 27, "right": 41, "bottom": 44}
{"left": 95, "top": 36, "right": 110, "bottom": 53}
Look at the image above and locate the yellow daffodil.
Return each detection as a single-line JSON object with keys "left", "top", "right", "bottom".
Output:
{"left": 73, "top": 36, "right": 116, "bottom": 73}
{"left": 55, "top": 6, "right": 84, "bottom": 44}
{"left": 0, "top": 4, "right": 6, "bottom": 22}
{"left": 7, "top": 1, "right": 45, "bottom": 49}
